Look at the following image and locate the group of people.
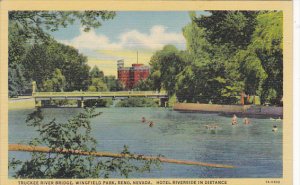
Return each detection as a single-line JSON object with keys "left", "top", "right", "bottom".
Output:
{"left": 232, "top": 114, "right": 279, "bottom": 132}
{"left": 141, "top": 117, "right": 155, "bottom": 127}
{"left": 231, "top": 114, "right": 251, "bottom": 125}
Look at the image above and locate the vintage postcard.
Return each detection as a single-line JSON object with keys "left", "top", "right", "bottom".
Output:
{"left": 0, "top": 1, "right": 293, "bottom": 185}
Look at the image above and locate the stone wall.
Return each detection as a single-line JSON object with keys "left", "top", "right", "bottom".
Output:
{"left": 173, "top": 103, "right": 283, "bottom": 116}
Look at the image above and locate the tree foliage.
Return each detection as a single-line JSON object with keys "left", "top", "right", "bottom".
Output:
{"left": 234, "top": 11, "right": 283, "bottom": 105}
{"left": 133, "top": 79, "right": 153, "bottom": 91}
{"left": 42, "top": 69, "right": 66, "bottom": 92}
{"left": 9, "top": 11, "right": 116, "bottom": 40}
{"left": 147, "top": 11, "right": 282, "bottom": 105}
{"left": 149, "top": 45, "right": 185, "bottom": 95}
{"left": 104, "top": 76, "right": 123, "bottom": 91}
{"left": 88, "top": 78, "right": 108, "bottom": 92}
{"left": 8, "top": 11, "right": 116, "bottom": 97}
{"left": 252, "top": 11, "right": 283, "bottom": 105}
{"left": 8, "top": 22, "right": 31, "bottom": 96}
{"left": 22, "top": 39, "right": 90, "bottom": 91}
{"left": 90, "top": 66, "right": 104, "bottom": 79}
{"left": 177, "top": 12, "right": 244, "bottom": 104}
{"left": 195, "top": 11, "right": 258, "bottom": 50}
{"left": 116, "top": 98, "right": 158, "bottom": 107}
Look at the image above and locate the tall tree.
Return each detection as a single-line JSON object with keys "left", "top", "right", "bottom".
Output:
{"left": 176, "top": 12, "right": 212, "bottom": 102}
{"left": 243, "top": 11, "right": 283, "bottom": 105}
{"left": 149, "top": 45, "right": 185, "bottom": 95}
{"left": 22, "top": 39, "right": 90, "bottom": 91}
{"left": 42, "top": 68, "right": 66, "bottom": 92}
{"left": 177, "top": 12, "right": 244, "bottom": 104}
{"left": 8, "top": 22, "right": 31, "bottom": 96}
{"left": 230, "top": 11, "right": 282, "bottom": 105}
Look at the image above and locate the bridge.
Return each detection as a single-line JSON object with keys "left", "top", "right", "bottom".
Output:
{"left": 33, "top": 91, "right": 168, "bottom": 107}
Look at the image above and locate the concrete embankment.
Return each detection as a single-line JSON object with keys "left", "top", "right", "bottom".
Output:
{"left": 173, "top": 103, "right": 283, "bottom": 117}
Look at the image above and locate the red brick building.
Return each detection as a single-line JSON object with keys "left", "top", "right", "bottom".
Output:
{"left": 117, "top": 60, "right": 150, "bottom": 89}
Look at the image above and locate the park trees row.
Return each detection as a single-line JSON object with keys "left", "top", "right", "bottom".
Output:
{"left": 145, "top": 11, "right": 283, "bottom": 106}
{"left": 9, "top": 11, "right": 116, "bottom": 96}
{"left": 88, "top": 65, "right": 123, "bottom": 92}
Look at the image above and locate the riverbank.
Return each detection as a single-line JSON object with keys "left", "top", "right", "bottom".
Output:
{"left": 8, "top": 97, "right": 159, "bottom": 109}
{"left": 8, "top": 97, "right": 35, "bottom": 110}
{"left": 173, "top": 103, "right": 283, "bottom": 117}
{"left": 9, "top": 99, "right": 283, "bottom": 117}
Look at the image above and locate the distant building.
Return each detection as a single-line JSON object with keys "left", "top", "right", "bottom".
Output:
{"left": 117, "top": 60, "right": 150, "bottom": 90}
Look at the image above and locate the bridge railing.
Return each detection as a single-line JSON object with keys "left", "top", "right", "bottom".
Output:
{"left": 33, "top": 91, "right": 167, "bottom": 97}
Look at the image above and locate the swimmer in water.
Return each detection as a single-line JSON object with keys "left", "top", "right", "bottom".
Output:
{"left": 141, "top": 117, "right": 146, "bottom": 123}
{"left": 244, "top": 117, "right": 251, "bottom": 125}
{"left": 232, "top": 114, "right": 238, "bottom": 125}
{"left": 149, "top": 121, "right": 154, "bottom": 127}
{"left": 272, "top": 125, "right": 278, "bottom": 132}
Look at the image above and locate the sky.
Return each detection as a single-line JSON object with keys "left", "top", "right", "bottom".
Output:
{"left": 48, "top": 11, "right": 209, "bottom": 76}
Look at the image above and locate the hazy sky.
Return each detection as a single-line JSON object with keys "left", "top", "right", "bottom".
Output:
{"left": 48, "top": 11, "right": 208, "bottom": 76}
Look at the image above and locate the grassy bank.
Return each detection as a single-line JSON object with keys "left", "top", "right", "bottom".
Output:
{"left": 9, "top": 99, "right": 35, "bottom": 110}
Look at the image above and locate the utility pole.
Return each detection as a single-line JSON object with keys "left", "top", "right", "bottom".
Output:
{"left": 137, "top": 51, "right": 139, "bottom": 64}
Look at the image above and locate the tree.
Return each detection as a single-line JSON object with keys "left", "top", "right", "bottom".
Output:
{"left": 183, "top": 12, "right": 211, "bottom": 59}
{"left": 133, "top": 79, "right": 153, "bottom": 91}
{"left": 235, "top": 48, "right": 267, "bottom": 97}
{"left": 8, "top": 22, "right": 31, "bottom": 97}
{"left": 22, "top": 40, "right": 90, "bottom": 91}
{"left": 88, "top": 78, "right": 108, "bottom": 92}
{"left": 104, "top": 76, "right": 123, "bottom": 91}
{"left": 42, "top": 69, "right": 66, "bottom": 92}
{"left": 230, "top": 11, "right": 282, "bottom": 105}
{"left": 90, "top": 66, "right": 104, "bottom": 79}
{"left": 9, "top": 108, "right": 160, "bottom": 178}
{"left": 149, "top": 45, "right": 185, "bottom": 95}
{"left": 176, "top": 12, "right": 244, "bottom": 104}
{"left": 246, "top": 11, "right": 283, "bottom": 105}
{"left": 176, "top": 12, "right": 212, "bottom": 103}
{"left": 8, "top": 63, "right": 29, "bottom": 97}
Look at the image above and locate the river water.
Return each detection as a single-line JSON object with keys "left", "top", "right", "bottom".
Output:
{"left": 9, "top": 107, "right": 282, "bottom": 178}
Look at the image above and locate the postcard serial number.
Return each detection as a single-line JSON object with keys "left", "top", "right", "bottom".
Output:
{"left": 265, "top": 180, "right": 281, "bottom": 184}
